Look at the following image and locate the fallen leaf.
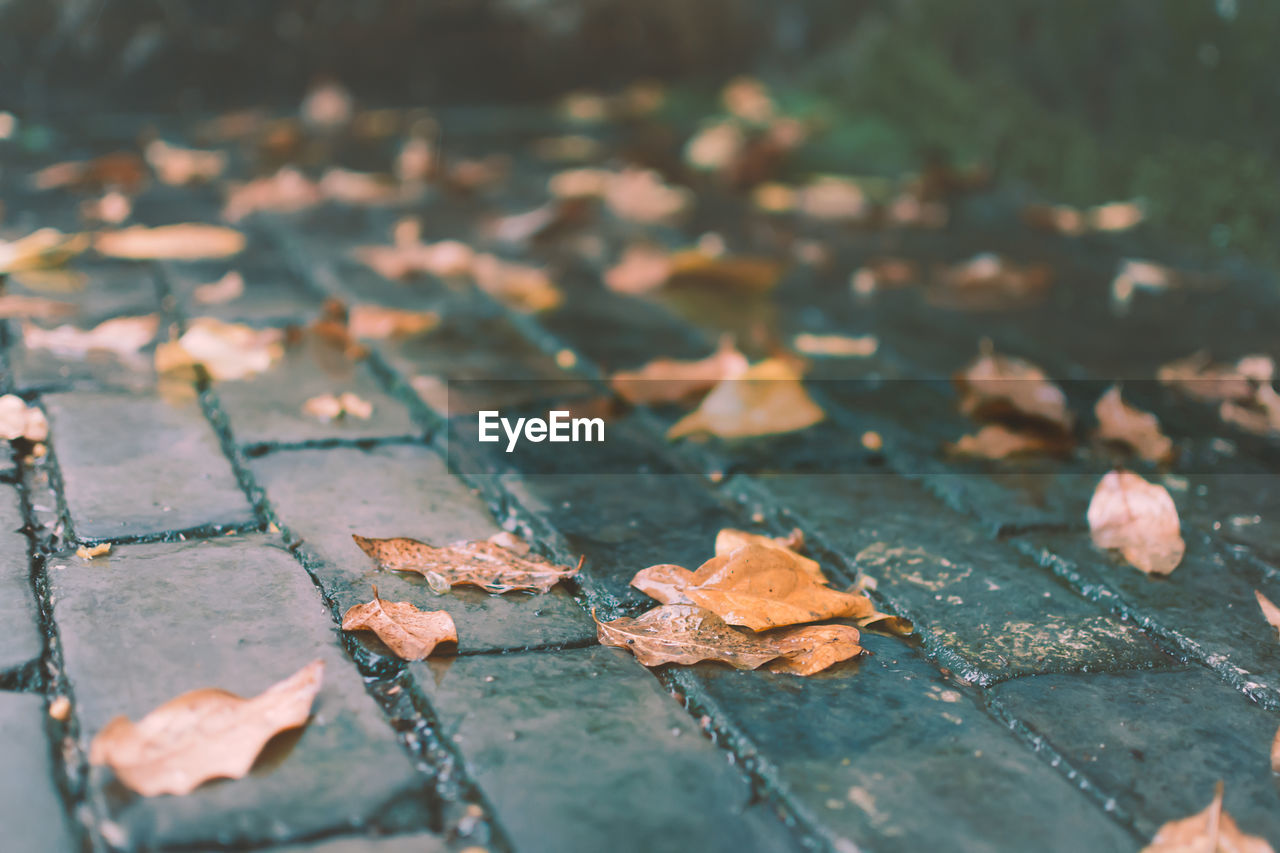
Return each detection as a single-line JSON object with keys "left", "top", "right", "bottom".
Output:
{"left": 793, "top": 333, "right": 878, "bottom": 358}
{"left": 954, "top": 341, "right": 1073, "bottom": 433}
{"left": 354, "top": 219, "right": 476, "bottom": 280}
{"left": 80, "top": 191, "right": 133, "bottom": 224}
{"left": 947, "top": 424, "right": 1071, "bottom": 460}
{"left": 348, "top": 305, "right": 439, "bottom": 339}
{"left": 1111, "top": 259, "right": 1173, "bottom": 314}
{"left": 0, "top": 395, "right": 48, "bottom": 442}
{"left": 604, "top": 169, "right": 693, "bottom": 224}
{"left": 1273, "top": 726, "right": 1280, "bottom": 776}
{"left": 1158, "top": 352, "right": 1271, "bottom": 403}
{"left": 610, "top": 337, "right": 749, "bottom": 405}
{"left": 145, "top": 140, "right": 227, "bottom": 186}
{"left": 0, "top": 228, "right": 89, "bottom": 274}
{"left": 1256, "top": 590, "right": 1280, "bottom": 639}
{"left": 193, "top": 271, "right": 245, "bottom": 305}
{"left": 796, "top": 176, "right": 869, "bottom": 222}
{"left": 96, "top": 224, "right": 246, "bottom": 260}
{"left": 666, "top": 250, "right": 784, "bottom": 292}
{"left": 76, "top": 543, "right": 111, "bottom": 560}
{"left": 604, "top": 244, "right": 673, "bottom": 295}
{"left": 1090, "top": 201, "right": 1145, "bottom": 232}
{"left": 353, "top": 532, "right": 581, "bottom": 594}
{"left": 223, "top": 168, "right": 323, "bottom": 222}
{"left": 317, "top": 168, "right": 402, "bottom": 206}
{"left": 341, "top": 586, "right": 457, "bottom": 660}
{"left": 668, "top": 358, "right": 824, "bottom": 440}
{"left": 0, "top": 294, "right": 76, "bottom": 320}
{"left": 722, "top": 76, "right": 776, "bottom": 123}
{"left": 470, "top": 254, "right": 562, "bottom": 312}
{"left": 930, "top": 253, "right": 1051, "bottom": 309}
{"left": 1219, "top": 384, "right": 1280, "bottom": 437}
{"left": 685, "top": 121, "right": 747, "bottom": 172}
{"left": 548, "top": 167, "right": 613, "bottom": 200}
{"left": 32, "top": 152, "right": 147, "bottom": 193}
{"left": 89, "top": 660, "right": 323, "bottom": 797}
{"left": 1095, "top": 386, "right": 1174, "bottom": 463}
{"left": 1088, "top": 470, "right": 1185, "bottom": 575}
{"left": 850, "top": 258, "right": 918, "bottom": 297}
{"left": 1023, "top": 200, "right": 1144, "bottom": 236}
{"left": 22, "top": 315, "right": 158, "bottom": 356}
{"left": 1141, "top": 782, "right": 1273, "bottom": 853}
{"left": 302, "top": 392, "right": 373, "bottom": 422}
{"left": 301, "top": 79, "right": 354, "bottom": 130}
{"left": 155, "top": 318, "right": 283, "bottom": 381}
{"left": 596, "top": 604, "right": 864, "bottom": 675}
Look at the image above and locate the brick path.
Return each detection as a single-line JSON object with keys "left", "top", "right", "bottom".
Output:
{"left": 2, "top": 106, "right": 1279, "bottom": 852}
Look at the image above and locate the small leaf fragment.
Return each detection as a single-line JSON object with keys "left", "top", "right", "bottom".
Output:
{"left": 610, "top": 337, "right": 748, "bottom": 405}
{"left": 155, "top": 318, "right": 283, "bottom": 381}
{"left": 1087, "top": 470, "right": 1185, "bottom": 575}
{"left": 95, "top": 224, "right": 246, "bottom": 260}
{"left": 1095, "top": 386, "right": 1174, "bottom": 463}
{"left": 88, "top": 660, "right": 324, "bottom": 797}
{"left": 1255, "top": 590, "right": 1280, "bottom": 639}
{"left": 22, "top": 315, "right": 159, "bottom": 357}
{"left": 353, "top": 533, "right": 580, "bottom": 594}
{"left": 667, "top": 358, "right": 824, "bottom": 440}
{"left": 0, "top": 395, "right": 49, "bottom": 442}
{"left": 1141, "top": 782, "right": 1274, "bottom": 853}
{"left": 954, "top": 341, "right": 1073, "bottom": 433}
{"left": 342, "top": 587, "right": 457, "bottom": 660}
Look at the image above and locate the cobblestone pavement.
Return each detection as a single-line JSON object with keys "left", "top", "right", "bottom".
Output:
{"left": 2, "top": 104, "right": 1279, "bottom": 853}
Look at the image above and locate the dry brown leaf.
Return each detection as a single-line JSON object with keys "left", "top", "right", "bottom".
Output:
{"left": 32, "top": 152, "right": 147, "bottom": 193}
{"left": 1088, "top": 470, "right": 1185, "bottom": 576}
{"left": 604, "top": 169, "right": 693, "bottom": 224}
{"left": 471, "top": 253, "right": 562, "bottom": 312}
{"left": 610, "top": 337, "right": 749, "bottom": 405}
{"left": 850, "top": 257, "right": 919, "bottom": 297}
{"left": 722, "top": 76, "right": 776, "bottom": 123}
{"left": 793, "top": 333, "right": 878, "bottom": 358}
{"left": 668, "top": 358, "right": 824, "bottom": 440}
{"left": 1095, "top": 386, "right": 1174, "bottom": 463}
{"left": 712, "top": 528, "right": 823, "bottom": 582}
{"left": 0, "top": 395, "right": 49, "bottom": 442}
{"left": 145, "top": 140, "right": 227, "bottom": 186}
{"left": 193, "top": 271, "right": 245, "bottom": 305}
{"left": 341, "top": 586, "right": 457, "bottom": 660}
{"left": 1141, "top": 782, "right": 1274, "bottom": 853}
{"left": 155, "top": 318, "right": 283, "bottom": 381}
{"left": 596, "top": 604, "right": 864, "bottom": 675}
{"left": 685, "top": 121, "right": 747, "bottom": 172}
{"left": 96, "top": 224, "right": 246, "bottom": 260}
{"left": 954, "top": 342, "right": 1074, "bottom": 433}
{"left": 223, "top": 168, "right": 323, "bottom": 222}
{"left": 548, "top": 167, "right": 613, "bottom": 200}
{"left": 0, "top": 228, "right": 89, "bottom": 275}
{"left": 930, "top": 253, "right": 1051, "bottom": 309}
{"left": 353, "top": 532, "right": 580, "bottom": 594}
{"left": 1111, "top": 259, "right": 1174, "bottom": 314}
{"left": 22, "top": 315, "right": 158, "bottom": 356}
{"left": 76, "top": 542, "right": 111, "bottom": 560}
{"left": 354, "top": 219, "right": 476, "bottom": 281}
{"left": 666, "top": 250, "right": 784, "bottom": 292}
{"left": 1023, "top": 200, "right": 1144, "bottom": 236}
{"left": 1256, "top": 590, "right": 1280, "bottom": 640}
{"left": 348, "top": 305, "right": 439, "bottom": 340}
{"left": 1157, "top": 352, "right": 1271, "bottom": 403}
{"left": 947, "top": 424, "right": 1071, "bottom": 460}
{"left": 88, "top": 659, "right": 323, "bottom": 797}
{"left": 1219, "top": 384, "right": 1280, "bottom": 437}
{"left": 604, "top": 244, "right": 673, "bottom": 295}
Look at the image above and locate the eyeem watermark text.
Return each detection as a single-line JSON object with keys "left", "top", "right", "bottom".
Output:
{"left": 478, "top": 410, "right": 605, "bottom": 452}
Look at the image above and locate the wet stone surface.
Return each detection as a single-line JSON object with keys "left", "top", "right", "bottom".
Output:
{"left": 412, "top": 645, "right": 805, "bottom": 853}
{"left": 0, "top": 485, "right": 42, "bottom": 677}
{"left": 43, "top": 390, "right": 257, "bottom": 541}
{"left": 992, "top": 667, "right": 1280, "bottom": 840}
{"left": 250, "top": 444, "right": 595, "bottom": 663}
{"left": 0, "top": 692, "right": 78, "bottom": 853}
{"left": 49, "top": 535, "right": 435, "bottom": 848}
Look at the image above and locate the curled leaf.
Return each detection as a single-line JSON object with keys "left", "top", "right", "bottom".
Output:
{"left": 1141, "top": 782, "right": 1273, "bottom": 853}
{"left": 88, "top": 660, "right": 324, "bottom": 797}
{"left": 1095, "top": 386, "right": 1174, "bottom": 463}
{"left": 667, "top": 358, "right": 824, "bottom": 440}
{"left": 353, "top": 532, "right": 580, "bottom": 594}
{"left": 596, "top": 604, "right": 864, "bottom": 676}
{"left": 610, "top": 337, "right": 748, "bottom": 405}
{"left": 95, "top": 224, "right": 246, "bottom": 260}
{"left": 954, "top": 341, "right": 1073, "bottom": 433}
{"left": 1088, "top": 470, "right": 1184, "bottom": 575}
{"left": 341, "top": 587, "right": 457, "bottom": 660}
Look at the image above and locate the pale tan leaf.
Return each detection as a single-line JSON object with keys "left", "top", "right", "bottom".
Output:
{"left": 948, "top": 423, "right": 1070, "bottom": 460}
{"left": 793, "top": 333, "right": 878, "bottom": 358}
{"left": 22, "top": 315, "right": 158, "bottom": 357}
{"left": 1256, "top": 590, "right": 1280, "bottom": 640}
{"left": 1142, "top": 782, "right": 1274, "bottom": 853}
{"left": 1095, "top": 386, "right": 1174, "bottom": 463}
{"left": 954, "top": 341, "right": 1073, "bottom": 432}
{"left": 95, "top": 224, "right": 246, "bottom": 260}
{"left": 341, "top": 587, "right": 457, "bottom": 660}
{"left": 1157, "top": 351, "right": 1270, "bottom": 403}
{"left": 0, "top": 294, "right": 76, "bottom": 320}
{"left": 604, "top": 245, "right": 673, "bottom": 295}
{"left": 145, "top": 140, "right": 227, "bottom": 186}
{"left": 667, "top": 358, "right": 824, "bottom": 440}
{"left": 353, "top": 533, "right": 580, "bottom": 594}
{"left": 155, "top": 318, "right": 283, "bottom": 381}
{"left": 0, "top": 395, "right": 48, "bottom": 442}
{"left": 666, "top": 250, "right": 784, "bottom": 292}
{"left": 1088, "top": 470, "right": 1185, "bottom": 575}
{"left": 222, "top": 168, "right": 322, "bottom": 222}
{"left": 88, "top": 660, "right": 324, "bottom": 797}
{"left": 193, "top": 271, "right": 245, "bottom": 305}
{"left": 0, "top": 228, "right": 89, "bottom": 274}
{"left": 470, "top": 254, "right": 561, "bottom": 312}
{"left": 611, "top": 337, "right": 749, "bottom": 405}
{"left": 347, "top": 305, "right": 439, "bottom": 340}
{"left": 604, "top": 168, "right": 692, "bottom": 224}
{"left": 931, "top": 254, "right": 1051, "bottom": 309}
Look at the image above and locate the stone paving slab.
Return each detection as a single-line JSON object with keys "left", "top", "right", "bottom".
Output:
{"left": 164, "top": 252, "right": 323, "bottom": 327}
{"left": 0, "top": 692, "right": 78, "bottom": 853}
{"left": 49, "top": 535, "right": 435, "bottom": 849}
{"left": 682, "top": 632, "right": 1138, "bottom": 853}
{"left": 991, "top": 666, "right": 1280, "bottom": 840}
{"left": 0, "top": 485, "right": 42, "bottom": 678}
{"left": 250, "top": 444, "right": 595, "bottom": 662}
{"left": 412, "top": 645, "right": 805, "bottom": 853}
{"left": 200, "top": 833, "right": 447, "bottom": 853}
{"left": 43, "top": 390, "right": 257, "bottom": 541}
{"left": 739, "top": 473, "right": 1171, "bottom": 684}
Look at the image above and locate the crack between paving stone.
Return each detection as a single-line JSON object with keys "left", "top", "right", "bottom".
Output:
{"left": 241, "top": 434, "right": 429, "bottom": 459}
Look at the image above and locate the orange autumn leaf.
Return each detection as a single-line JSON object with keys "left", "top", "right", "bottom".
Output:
{"left": 603, "top": 168, "right": 693, "bottom": 224}
{"left": 666, "top": 250, "right": 784, "bottom": 292}
{"left": 95, "top": 224, "right": 246, "bottom": 260}
{"left": 954, "top": 341, "right": 1073, "bottom": 433}
{"left": 1219, "top": 384, "right": 1280, "bottom": 437}
{"left": 667, "top": 358, "right": 824, "bottom": 440}
{"left": 470, "top": 253, "right": 562, "bottom": 313}
{"left": 32, "top": 152, "right": 147, "bottom": 193}
{"left": 193, "top": 271, "right": 245, "bottom": 305}
{"left": 155, "top": 318, "right": 283, "bottom": 381}
{"left": 947, "top": 423, "right": 1071, "bottom": 460}
{"left": 604, "top": 244, "right": 673, "bottom": 295}
{"left": 1141, "top": 782, "right": 1274, "bottom": 853}
{"left": 223, "top": 168, "right": 323, "bottom": 222}
{"left": 1274, "top": 725, "right": 1280, "bottom": 775}
{"left": 1256, "top": 590, "right": 1280, "bottom": 640}
{"left": 353, "top": 532, "right": 581, "bottom": 594}
{"left": 1095, "top": 386, "right": 1174, "bottom": 463}
{"left": 22, "top": 315, "right": 159, "bottom": 356}
{"left": 713, "top": 527, "right": 823, "bottom": 581}
{"left": 0, "top": 228, "right": 89, "bottom": 275}
{"left": 1157, "top": 351, "right": 1271, "bottom": 403}
{"left": 347, "top": 305, "right": 439, "bottom": 340}
{"left": 1087, "top": 470, "right": 1185, "bottom": 576}
{"left": 145, "top": 140, "right": 227, "bottom": 186}
{"left": 596, "top": 604, "right": 864, "bottom": 675}
{"left": 341, "top": 586, "right": 457, "bottom": 660}
{"left": 0, "top": 395, "right": 49, "bottom": 442}
{"left": 302, "top": 392, "right": 373, "bottom": 422}
{"left": 88, "top": 660, "right": 323, "bottom": 797}
{"left": 610, "top": 337, "right": 748, "bottom": 405}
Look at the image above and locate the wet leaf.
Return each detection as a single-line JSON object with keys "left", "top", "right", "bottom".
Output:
{"left": 347, "top": 305, "right": 439, "bottom": 340}
{"left": 1023, "top": 200, "right": 1144, "bottom": 236}
{"left": 796, "top": 176, "right": 869, "bottom": 222}
{"left": 193, "top": 271, "right": 245, "bottom": 305}
{"left": 301, "top": 79, "right": 354, "bottom": 130}
{"left": 1088, "top": 470, "right": 1184, "bottom": 575}
{"left": 610, "top": 336, "right": 748, "bottom": 405}
{"left": 1095, "top": 386, "right": 1174, "bottom": 463}
{"left": 1219, "top": 384, "right": 1280, "bottom": 437}
{"left": 792, "top": 333, "right": 878, "bottom": 358}
{"left": 76, "top": 543, "right": 111, "bottom": 560}
{"left": 318, "top": 168, "right": 402, "bottom": 206}
{"left": 0, "top": 395, "right": 48, "bottom": 442}
{"left": 22, "top": 315, "right": 159, "bottom": 356}
{"left": 1141, "top": 782, "right": 1273, "bottom": 853}
{"left": 471, "top": 253, "right": 562, "bottom": 312}
{"left": 631, "top": 542, "right": 881, "bottom": 632}
{"left": 1157, "top": 352, "right": 1271, "bottom": 403}
{"left": 1273, "top": 726, "right": 1280, "bottom": 776}
{"left": 155, "top": 318, "right": 283, "bottom": 381}
{"left": 1255, "top": 590, "right": 1280, "bottom": 640}
{"left": 354, "top": 218, "right": 475, "bottom": 280}
{"left": 1112, "top": 259, "right": 1174, "bottom": 314}
{"left": 947, "top": 424, "right": 1071, "bottom": 460}
{"left": 88, "top": 659, "right": 324, "bottom": 797}
{"left": 712, "top": 528, "right": 823, "bottom": 582}
{"left": 596, "top": 604, "right": 864, "bottom": 675}
{"left": 95, "top": 224, "right": 246, "bottom": 260}
{"left": 353, "top": 532, "right": 581, "bottom": 594}
{"left": 954, "top": 341, "right": 1073, "bottom": 434}
{"left": 604, "top": 244, "right": 673, "bottom": 295}
{"left": 223, "top": 168, "right": 322, "bottom": 222}
{"left": 341, "top": 587, "right": 457, "bottom": 660}
{"left": 930, "top": 253, "right": 1051, "bottom": 309}
{"left": 667, "top": 358, "right": 824, "bottom": 440}
{"left": 32, "top": 152, "right": 147, "bottom": 193}
{"left": 145, "top": 140, "right": 227, "bottom": 186}
{"left": 0, "top": 228, "right": 89, "bottom": 274}
{"left": 604, "top": 168, "right": 693, "bottom": 224}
